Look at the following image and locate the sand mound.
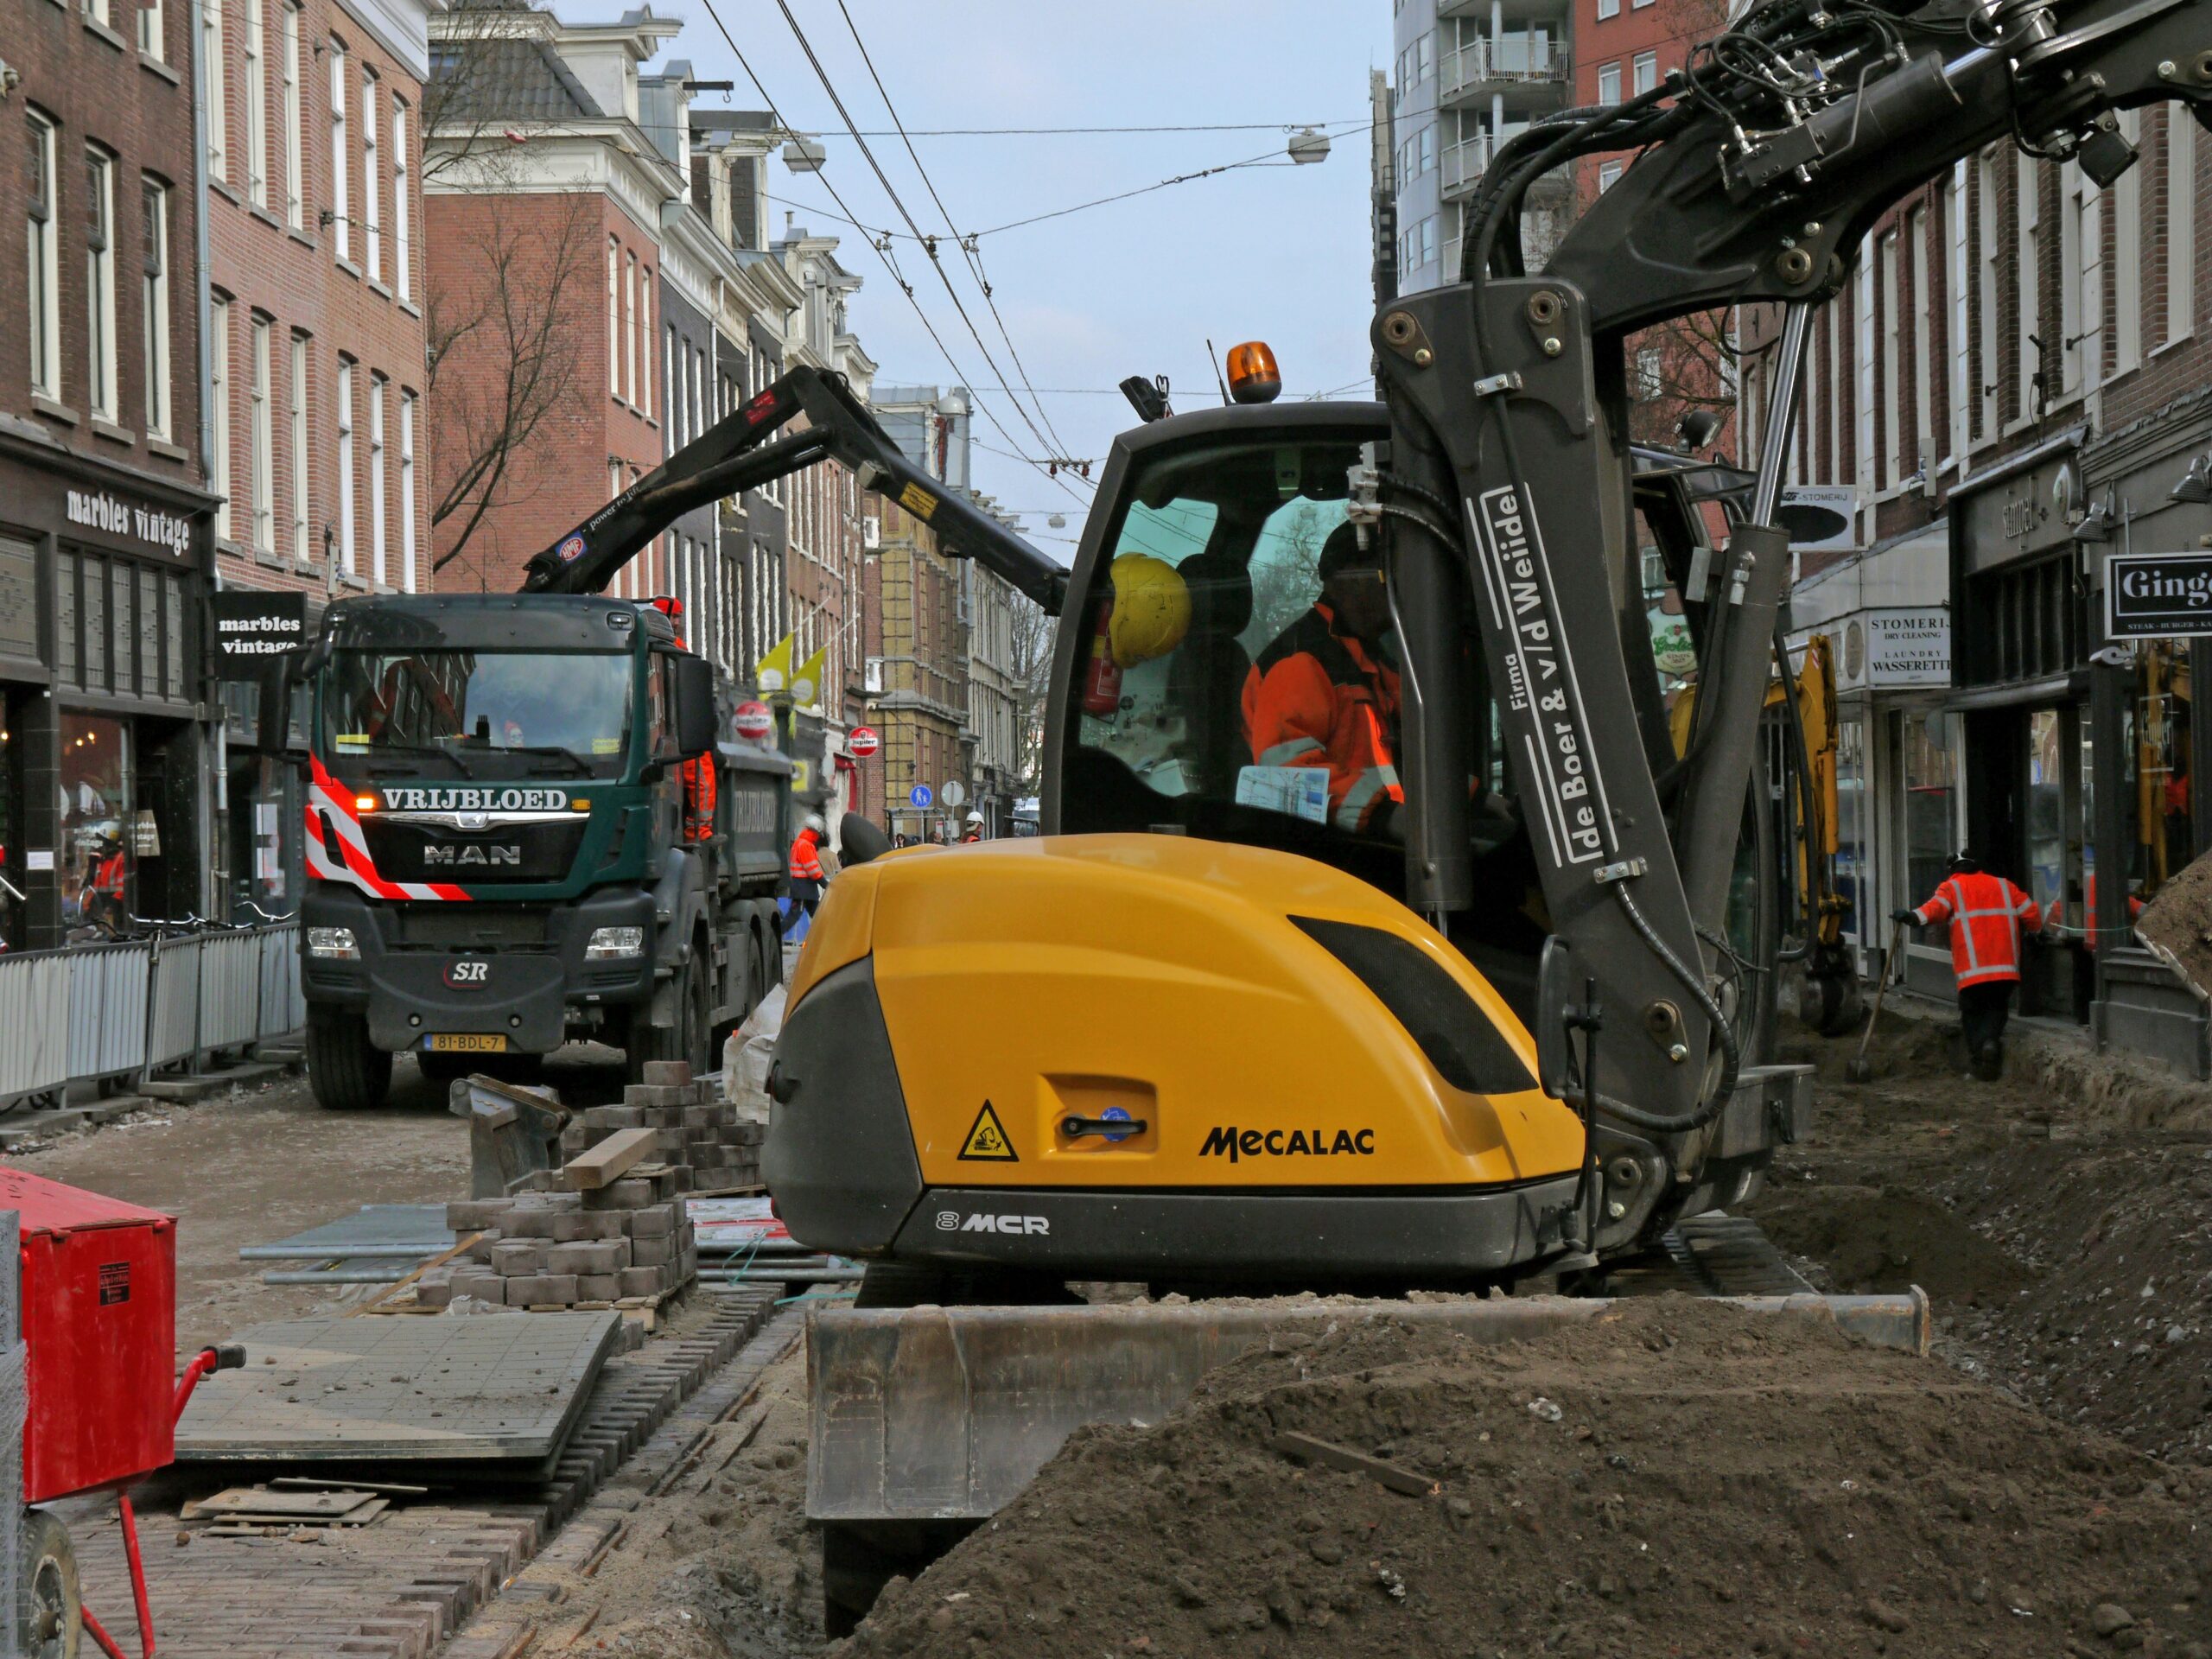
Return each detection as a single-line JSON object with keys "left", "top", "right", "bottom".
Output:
{"left": 840, "top": 1296, "right": 2211, "bottom": 1658}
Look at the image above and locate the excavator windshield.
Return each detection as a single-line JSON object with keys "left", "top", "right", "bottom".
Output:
{"left": 1059, "top": 427, "right": 1418, "bottom": 883}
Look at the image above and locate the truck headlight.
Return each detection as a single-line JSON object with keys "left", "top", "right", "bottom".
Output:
{"left": 586, "top": 926, "right": 645, "bottom": 960}
{"left": 307, "top": 926, "right": 359, "bottom": 960}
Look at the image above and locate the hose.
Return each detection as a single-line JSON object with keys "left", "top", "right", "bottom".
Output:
{"left": 1564, "top": 881, "right": 1742, "bottom": 1135}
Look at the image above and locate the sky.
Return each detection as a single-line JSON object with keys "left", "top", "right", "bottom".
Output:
{"left": 648, "top": 0, "right": 1394, "bottom": 560}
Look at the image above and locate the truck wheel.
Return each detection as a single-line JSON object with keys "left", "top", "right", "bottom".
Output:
{"left": 307, "top": 1005, "right": 394, "bottom": 1110}
{"left": 21, "top": 1508, "right": 80, "bottom": 1659}
{"left": 626, "top": 952, "right": 710, "bottom": 1082}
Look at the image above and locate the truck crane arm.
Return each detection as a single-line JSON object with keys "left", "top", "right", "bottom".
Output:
{"left": 520, "top": 364, "right": 1068, "bottom": 613}
{"left": 1371, "top": 0, "right": 2212, "bottom": 1161}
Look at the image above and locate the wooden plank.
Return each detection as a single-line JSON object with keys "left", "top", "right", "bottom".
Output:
{"left": 270, "top": 1476, "right": 431, "bottom": 1496}
{"left": 560, "top": 1128, "right": 658, "bottom": 1191}
{"left": 1269, "top": 1432, "right": 1440, "bottom": 1497}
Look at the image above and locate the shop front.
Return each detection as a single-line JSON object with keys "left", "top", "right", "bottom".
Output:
{"left": 1786, "top": 526, "right": 1955, "bottom": 988}
{"left": 209, "top": 588, "right": 312, "bottom": 925}
{"left": 0, "top": 438, "right": 215, "bottom": 952}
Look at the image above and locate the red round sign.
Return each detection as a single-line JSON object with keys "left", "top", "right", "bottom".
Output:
{"left": 849, "top": 725, "right": 880, "bottom": 759}
{"left": 734, "top": 700, "right": 774, "bottom": 741}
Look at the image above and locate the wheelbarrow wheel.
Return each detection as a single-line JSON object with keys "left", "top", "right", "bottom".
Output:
{"left": 21, "top": 1507, "right": 81, "bottom": 1659}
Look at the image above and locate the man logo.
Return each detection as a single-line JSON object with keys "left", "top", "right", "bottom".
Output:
{"left": 936, "top": 1211, "right": 959, "bottom": 1231}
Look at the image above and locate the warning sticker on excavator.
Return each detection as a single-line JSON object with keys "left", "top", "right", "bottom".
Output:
{"left": 958, "top": 1103, "right": 1019, "bottom": 1161}
{"left": 899, "top": 481, "right": 939, "bottom": 521}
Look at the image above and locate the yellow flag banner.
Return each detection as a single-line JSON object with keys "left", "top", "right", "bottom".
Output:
{"left": 791, "top": 645, "right": 831, "bottom": 711}
{"left": 754, "top": 632, "right": 797, "bottom": 694}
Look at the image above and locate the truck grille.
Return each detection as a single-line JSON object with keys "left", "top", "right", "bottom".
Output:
{"left": 397, "top": 908, "right": 550, "bottom": 950}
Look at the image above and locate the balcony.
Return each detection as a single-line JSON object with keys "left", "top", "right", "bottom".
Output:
{"left": 1440, "top": 124, "right": 1579, "bottom": 204}
{"left": 1440, "top": 39, "right": 1572, "bottom": 117}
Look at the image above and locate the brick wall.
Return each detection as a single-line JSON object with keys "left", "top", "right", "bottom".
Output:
{"left": 205, "top": 0, "right": 430, "bottom": 598}
{"left": 424, "top": 191, "right": 664, "bottom": 596}
{"left": 3, "top": 0, "right": 204, "bottom": 492}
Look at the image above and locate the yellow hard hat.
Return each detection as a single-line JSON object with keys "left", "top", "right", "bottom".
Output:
{"left": 1108, "top": 554, "right": 1191, "bottom": 667}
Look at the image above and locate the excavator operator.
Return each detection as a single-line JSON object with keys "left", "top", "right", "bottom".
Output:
{"left": 1242, "top": 523, "right": 1403, "bottom": 836}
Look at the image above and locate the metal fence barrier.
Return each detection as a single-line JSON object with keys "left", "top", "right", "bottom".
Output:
{"left": 0, "top": 923, "right": 302, "bottom": 1113}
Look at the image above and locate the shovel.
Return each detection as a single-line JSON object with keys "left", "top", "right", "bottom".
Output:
{"left": 1846, "top": 919, "right": 1906, "bottom": 1084}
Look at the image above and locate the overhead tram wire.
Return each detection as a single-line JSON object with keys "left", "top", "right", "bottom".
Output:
{"left": 769, "top": 0, "right": 1089, "bottom": 494}
{"left": 832, "top": 0, "right": 1077, "bottom": 471}
{"left": 692, "top": 0, "right": 1087, "bottom": 506}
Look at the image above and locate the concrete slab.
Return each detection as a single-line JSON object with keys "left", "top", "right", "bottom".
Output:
{"left": 175, "top": 1311, "right": 622, "bottom": 1466}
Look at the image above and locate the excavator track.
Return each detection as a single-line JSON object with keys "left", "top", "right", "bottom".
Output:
{"left": 1598, "top": 1212, "right": 1813, "bottom": 1299}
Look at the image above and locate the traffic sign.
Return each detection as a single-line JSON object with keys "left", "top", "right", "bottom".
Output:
{"left": 733, "top": 700, "right": 773, "bottom": 741}
{"left": 910, "top": 785, "right": 934, "bottom": 809}
{"left": 849, "top": 725, "right": 880, "bottom": 759}
{"left": 942, "top": 779, "right": 967, "bottom": 808}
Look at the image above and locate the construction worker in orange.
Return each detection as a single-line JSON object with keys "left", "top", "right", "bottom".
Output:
{"left": 1895, "top": 849, "right": 2042, "bottom": 1081}
{"left": 1242, "top": 524, "right": 1403, "bottom": 836}
{"left": 645, "top": 597, "right": 717, "bottom": 842}
{"left": 789, "top": 812, "right": 829, "bottom": 920}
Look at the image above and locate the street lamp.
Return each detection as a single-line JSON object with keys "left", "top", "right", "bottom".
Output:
{"left": 1287, "top": 127, "right": 1331, "bottom": 164}
{"left": 782, "top": 135, "right": 826, "bottom": 173}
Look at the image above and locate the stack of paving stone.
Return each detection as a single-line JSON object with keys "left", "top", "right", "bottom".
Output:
{"left": 556, "top": 1060, "right": 766, "bottom": 1194}
{"left": 424, "top": 1180, "right": 699, "bottom": 1311}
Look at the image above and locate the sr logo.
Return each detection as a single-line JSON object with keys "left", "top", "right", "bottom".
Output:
{"left": 443, "top": 960, "right": 491, "bottom": 988}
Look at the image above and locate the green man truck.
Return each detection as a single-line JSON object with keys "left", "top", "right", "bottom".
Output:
{"left": 278, "top": 368, "right": 1065, "bottom": 1110}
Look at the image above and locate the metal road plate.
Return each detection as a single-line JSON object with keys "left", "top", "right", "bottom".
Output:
{"left": 175, "top": 1312, "right": 622, "bottom": 1464}
{"left": 238, "top": 1205, "right": 454, "bottom": 1261}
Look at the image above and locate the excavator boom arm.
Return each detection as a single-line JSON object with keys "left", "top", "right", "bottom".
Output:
{"left": 521, "top": 365, "right": 1066, "bottom": 613}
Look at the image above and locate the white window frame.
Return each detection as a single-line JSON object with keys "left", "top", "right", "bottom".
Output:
{"left": 1977, "top": 149, "right": 1999, "bottom": 438}
{"left": 399, "top": 390, "right": 417, "bottom": 592}
{"left": 1597, "top": 60, "right": 1621, "bottom": 103}
{"left": 1910, "top": 206, "right": 1933, "bottom": 480}
{"left": 1597, "top": 0, "right": 1618, "bottom": 17}
{"left": 361, "top": 68, "right": 381, "bottom": 283}
{"left": 250, "top": 315, "right": 273, "bottom": 550}
{"left": 2018, "top": 151, "right": 2040, "bottom": 418}
{"left": 2111, "top": 110, "right": 2141, "bottom": 377}
{"left": 391, "top": 96, "right": 410, "bottom": 300}
{"left": 638, "top": 268, "right": 652, "bottom": 418}
{"left": 142, "top": 179, "right": 171, "bottom": 442}
{"left": 336, "top": 358, "right": 355, "bottom": 574}
{"left": 1632, "top": 51, "right": 1657, "bottom": 96}
{"left": 369, "top": 372, "right": 387, "bottom": 584}
{"left": 1948, "top": 161, "right": 1967, "bottom": 464}
{"left": 204, "top": 0, "right": 227, "bottom": 185}
{"left": 664, "top": 323, "right": 677, "bottom": 446}
{"left": 281, "top": 3, "right": 302, "bottom": 229}
{"left": 623, "top": 251, "right": 636, "bottom": 404}
{"left": 328, "top": 43, "right": 350, "bottom": 262}
{"left": 2171, "top": 110, "right": 2197, "bottom": 348}
{"left": 289, "top": 334, "right": 309, "bottom": 563}
{"left": 607, "top": 239, "right": 620, "bottom": 395}
{"left": 2061, "top": 159, "right": 2101, "bottom": 395}
{"left": 139, "top": 0, "right": 166, "bottom": 61}
{"left": 85, "top": 147, "right": 117, "bottom": 424}
{"left": 28, "top": 111, "right": 60, "bottom": 400}
{"left": 245, "top": 0, "right": 268, "bottom": 209}
{"left": 1598, "top": 159, "right": 1623, "bottom": 193}
{"left": 212, "top": 297, "right": 233, "bottom": 541}
{"left": 1880, "top": 231, "right": 1901, "bottom": 491}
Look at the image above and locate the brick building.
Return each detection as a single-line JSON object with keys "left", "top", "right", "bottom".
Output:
{"left": 202, "top": 0, "right": 435, "bottom": 917}
{"left": 1741, "top": 114, "right": 2212, "bottom": 1071}
{"left": 0, "top": 0, "right": 219, "bottom": 950}
{"left": 421, "top": 3, "right": 678, "bottom": 599}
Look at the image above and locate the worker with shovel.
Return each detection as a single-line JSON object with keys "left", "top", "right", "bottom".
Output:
{"left": 1894, "top": 850, "right": 2042, "bottom": 1081}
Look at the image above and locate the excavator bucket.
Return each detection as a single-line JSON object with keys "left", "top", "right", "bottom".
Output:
{"left": 805, "top": 1291, "right": 1929, "bottom": 1523}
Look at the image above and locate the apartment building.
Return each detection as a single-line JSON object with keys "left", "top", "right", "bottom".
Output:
{"left": 2, "top": 0, "right": 218, "bottom": 950}
{"left": 1744, "top": 117, "right": 2212, "bottom": 1072}
{"left": 203, "top": 0, "right": 434, "bottom": 915}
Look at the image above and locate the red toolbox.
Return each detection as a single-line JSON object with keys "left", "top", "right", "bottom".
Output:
{"left": 2, "top": 1166, "right": 177, "bottom": 1503}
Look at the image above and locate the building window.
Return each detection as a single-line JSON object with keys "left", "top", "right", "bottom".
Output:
{"left": 1854, "top": 237, "right": 1874, "bottom": 499}
{"left": 1597, "top": 0, "right": 1618, "bottom": 17}
{"left": 1598, "top": 159, "right": 1623, "bottom": 193}
{"left": 1597, "top": 61, "right": 1621, "bottom": 104}
{"left": 664, "top": 323, "right": 678, "bottom": 445}
{"left": 139, "top": 0, "right": 166, "bottom": 60}
{"left": 2112, "top": 109, "right": 2142, "bottom": 377}
{"left": 399, "top": 391, "right": 417, "bottom": 592}
{"left": 624, "top": 253, "right": 637, "bottom": 404}
{"left": 1910, "top": 205, "right": 1933, "bottom": 476}
{"left": 1976, "top": 149, "right": 1999, "bottom": 437}
{"left": 1880, "top": 231, "right": 1900, "bottom": 490}
{"left": 1631, "top": 51, "right": 1657, "bottom": 95}
{"left": 1948, "top": 162, "right": 1967, "bottom": 465}
{"left": 204, "top": 0, "right": 227, "bottom": 185}
{"left": 245, "top": 0, "right": 268, "bottom": 208}
{"left": 141, "top": 180, "right": 170, "bottom": 442}
{"left": 28, "top": 111, "right": 60, "bottom": 399}
{"left": 361, "top": 69, "right": 381, "bottom": 282}
{"left": 2170, "top": 110, "right": 2196, "bottom": 348}
{"left": 2061, "top": 159, "right": 2101, "bottom": 394}
{"left": 250, "top": 316, "right": 274, "bottom": 550}
{"left": 85, "top": 147, "right": 117, "bottom": 423}
{"left": 289, "top": 334, "right": 309, "bottom": 562}
{"left": 391, "top": 97, "right": 410, "bottom": 300}
{"left": 336, "top": 358, "right": 355, "bottom": 573}
{"left": 607, "top": 238, "right": 620, "bottom": 397}
{"left": 212, "top": 297, "right": 233, "bottom": 540}
{"left": 639, "top": 267, "right": 652, "bottom": 417}
{"left": 369, "top": 373, "right": 387, "bottom": 583}
{"left": 2016, "top": 153, "right": 2039, "bottom": 419}
{"left": 328, "top": 43, "right": 349, "bottom": 262}
{"left": 281, "top": 3, "right": 302, "bottom": 229}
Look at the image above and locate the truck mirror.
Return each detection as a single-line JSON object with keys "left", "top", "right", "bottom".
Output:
{"left": 673, "top": 654, "right": 717, "bottom": 759}
{"left": 257, "top": 661, "right": 303, "bottom": 758}
{"left": 838, "top": 816, "right": 893, "bottom": 868}
{"left": 1535, "top": 935, "right": 1578, "bottom": 1099}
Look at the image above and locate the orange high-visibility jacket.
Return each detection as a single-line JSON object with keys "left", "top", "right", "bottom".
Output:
{"left": 789, "top": 827, "right": 825, "bottom": 881}
{"left": 1241, "top": 602, "right": 1403, "bottom": 834}
{"left": 681, "top": 754, "right": 717, "bottom": 842}
{"left": 2044, "top": 873, "right": 2145, "bottom": 953}
{"left": 1913, "top": 871, "right": 2041, "bottom": 987}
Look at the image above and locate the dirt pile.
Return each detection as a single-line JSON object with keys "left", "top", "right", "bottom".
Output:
{"left": 838, "top": 1297, "right": 2212, "bottom": 1658}
{"left": 2136, "top": 850, "right": 2212, "bottom": 1001}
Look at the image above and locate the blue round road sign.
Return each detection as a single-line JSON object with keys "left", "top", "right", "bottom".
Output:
{"left": 910, "top": 785, "right": 934, "bottom": 809}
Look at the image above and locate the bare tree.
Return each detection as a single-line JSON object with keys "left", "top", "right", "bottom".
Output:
{"left": 425, "top": 189, "right": 598, "bottom": 582}
{"left": 1007, "top": 594, "right": 1053, "bottom": 795}
{"left": 416, "top": 0, "right": 547, "bottom": 188}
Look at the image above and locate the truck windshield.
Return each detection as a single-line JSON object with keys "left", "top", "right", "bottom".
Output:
{"left": 321, "top": 651, "right": 632, "bottom": 779}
